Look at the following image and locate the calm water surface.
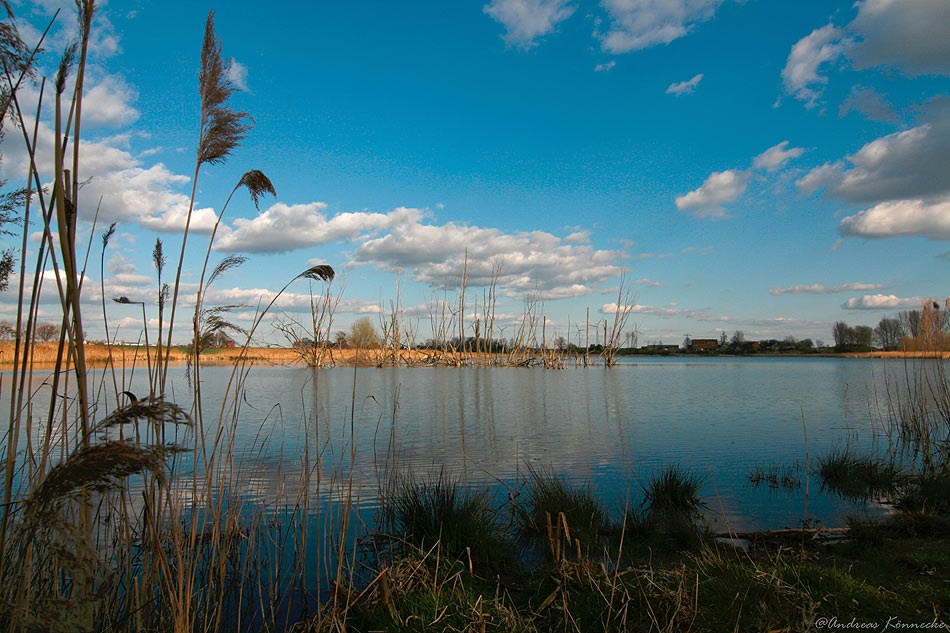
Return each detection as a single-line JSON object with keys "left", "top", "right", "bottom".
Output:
{"left": 9, "top": 356, "right": 931, "bottom": 532}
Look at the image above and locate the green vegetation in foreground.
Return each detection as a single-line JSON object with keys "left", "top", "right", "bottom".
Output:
{"left": 298, "top": 497, "right": 950, "bottom": 633}
{"left": 288, "top": 469, "right": 950, "bottom": 633}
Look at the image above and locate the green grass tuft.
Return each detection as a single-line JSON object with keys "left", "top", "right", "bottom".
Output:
{"left": 389, "top": 475, "right": 512, "bottom": 574}
{"left": 515, "top": 467, "right": 607, "bottom": 556}
{"left": 817, "top": 449, "right": 901, "bottom": 500}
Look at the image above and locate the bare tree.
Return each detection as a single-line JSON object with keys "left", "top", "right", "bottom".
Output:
{"left": 34, "top": 322, "right": 59, "bottom": 342}
{"left": 874, "top": 317, "right": 904, "bottom": 351}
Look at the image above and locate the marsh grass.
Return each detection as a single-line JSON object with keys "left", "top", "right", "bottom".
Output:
{"left": 384, "top": 475, "right": 514, "bottom": 576}
{"left": 514, "top": 467, "right": 607, "bottom": 558}
{"left": 746, "top": 461, "right": 803, "bottom": 490}
{"left": 640, "top": 464, "right": 707, "bottom": 545}
{"left": 817, "top": 448, "right": 902, "bottom": 500}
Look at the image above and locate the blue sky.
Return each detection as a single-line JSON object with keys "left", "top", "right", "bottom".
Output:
{"left": 2, "top": 0, "right": 949, "bottom": 346}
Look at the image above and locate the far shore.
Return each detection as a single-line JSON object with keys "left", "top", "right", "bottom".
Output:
{"left": 2, "top": 342, "right": 948, "bottom": 369}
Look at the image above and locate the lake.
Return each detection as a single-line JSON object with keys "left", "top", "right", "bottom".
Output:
{"left": 10, "top": 355, "right": 927, "bottom": 534}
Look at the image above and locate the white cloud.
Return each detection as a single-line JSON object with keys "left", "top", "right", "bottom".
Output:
{"left": 781, "top": 24, "right": 848, "bottom": 108}
{"left": 600, "top": 301, "right": 711, "bottom": 320}
{"left": 564, "top": 230, "right": 590, "bottom": 243}
{"left": 838, "top": 85, "right": 897, "bottom": 122}
{"left": 79, "top": 75, "right": 139, "bottom": 127}
{"left": 352, "top": 219, "right": 623, "bottom": 294}
{"left": 594, "top": 60, "right": 617, "bottom": 72}
{"left": 213, "top": 204, "right": 422, "bottom": 253}
{"left": 666, "top": 73, "right": 703, "bottom": 96}
{"left": 674, "top": 169, "right": 749, "bottom": 217}
{"left": 842, "top": 294, "right": 927, "bottom": 310}
{"left": 599, "top": 0, "right": 725, "bottom": 54}
{"left": 838, "top": 196, "right": 950, "bottom": 240}
{"left": 111, "top": 273, "right": 155, "bottom": 287}
{"left": 752, "top": 141, "right": 805, "bottom": 171}
{"left": 633, "top": 277, "right": 661, "bottom": 288}
{"left": 107, "top": 253, "right": 137, "bottom": 276}
{"left": 21, "top": 2, "right": 121, "bottom": 59}
{"left": 0, "top": 119, "right": 220, "bottom": 234}
{"left": 795, "top": 161, "right": 845, "bottom": 195}
{"left": 848, "top": 0, "right": 950, "bottom": 76}
{"left": 769, "top": 282, "right": 885, "bottom": 295}
{"left": 227, "top": 58, "right": 249, "bottom": 91}
{"left": 539, "top": 284, "right": 603, "bottom": 300}
{"left": 483, "top": 0, "right": 575, "bottom": 47}
{"left": 821, "top": 123, "right": 950, "bottom": 204}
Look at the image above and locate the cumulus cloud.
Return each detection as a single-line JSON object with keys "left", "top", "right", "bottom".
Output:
{"left": 848, "top": 0, "right": 950, "bottom": 76}
{"left": 782, "top": 2, "right": 950, "bottom": 110}
{"left": 666, "top": 73, "right": 703, "bottom": 96}
{"left": 536, "top": 284, "right": 602, "bottom": 300}
{"left": 633, "top": 277, "right": 661, "bottom": 288}
{"left": 795, "top": 161, "right": 845, "bottom": 195}
{"left": 111, "top": 273, "right": 155, "bottom": 287}
{"left": 0, "top": 120, "right": 220, "bottom": 233}
{"left": 227, "top": 58, "right": 249, "bottom": 91}
{"left": 842, "top": 294, "right": 927, "bottom": 310}
{"left": 564, "top": 230, "right": 590, "bottom": 243}
{"left": 769, "top": 282, "right": 885, "bottom": 295}
{"left": 600, "top": 301, "right": 711, "bottom": 320}
{"left": 838, "top": 197, "right": 950, "bottom": 240}
{"left": 594, "top": 60, "right": 617, "bottom": 72}
{"left": 674, "top": 169, "right": 749, "bottom": 217}
{"left": 781, "top": 24, "right": 849, "bottom": 108}
{"left": 838, "top": 85, "right": 898, "bottom": 122}
{"left": 351, "top": 219, "right": 623, "bottom": 295}
{"left": 753, "top": 141, "right": 805, "bottom": 172}
{"left": 107, "top": 253, "right": 137, "bottom": 276}
{"left": 483, "top": 0, "right": 575, "bottom": 47}
{"left": 79, "top": 75, "right": 139, "bottom": 127}
{"left": 599, "top": 0, "right": 725, "bottom": 54}
{"left": 214, "top": 205, "right": 422, "bottom": 253}
{"left": 813, "top": 123, "right": 950, "bottom": 204}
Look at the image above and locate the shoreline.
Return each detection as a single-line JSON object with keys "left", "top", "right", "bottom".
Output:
{"left": 2, "top": 342, "right": 948, "bottom": 369}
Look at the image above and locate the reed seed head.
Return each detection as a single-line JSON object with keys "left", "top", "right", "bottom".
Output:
{"left": 299, "top": 264, "right": 335, "bottom": 283}
{"left": 238, "top": 170, "right": 276, "bottom": 211}
{"left": 197, "top": 11, "right": 251, "bottom": 166}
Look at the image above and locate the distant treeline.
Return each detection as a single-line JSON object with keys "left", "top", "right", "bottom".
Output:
{"left": 835, "top": 300, "right": 949, "bottom": 352}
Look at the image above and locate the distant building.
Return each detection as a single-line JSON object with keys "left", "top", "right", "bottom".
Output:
{"left": 689, "top": 338, "right": 718, "bottom": 352}
{"left": 208, "top": 331, "right": 237, "bottom": 348}
{"left": 640, "top": 344, "right": 679, "bottom": 352}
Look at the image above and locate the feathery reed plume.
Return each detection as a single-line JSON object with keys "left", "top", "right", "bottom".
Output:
{"left": 152, "top": 237, "right": 165, "bottom": 276}
{"left": 197, "top": 12, "right": 251, "bottom": 166}
{"left": 0, "top": 3, "right": 35, "bottom": 90}
{"left": 100, "top": 221, "right": 115, "bottom": 248}
{"left": 25, "top": 441, "right": 186, "bottom": 515}
{"left": 162, "top": 12, "right": 253, "bottom": 388}
{"left": 299, "top": 264, "right": 335, "bottom": 283}
{"left": 237, "top": 169, "right": 275, "bottom": 211}
{"left": 207, "top": 254, "right": 247, "bottom": 286}
{"left": 94, "top": 397, "right": 191, "bottom": 434}
{"left": 53, "top": 42, "right": 76, "bottom": 95}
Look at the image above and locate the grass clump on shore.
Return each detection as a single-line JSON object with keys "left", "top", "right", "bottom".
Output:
{"left": 642, "top": 464, "right": 707, "bottom": 544}
{"left": 386, "top": 476, "right": 513, "bottom": 575}
{"left": 515, "top": 467, "right": 607, "bottom": 558}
